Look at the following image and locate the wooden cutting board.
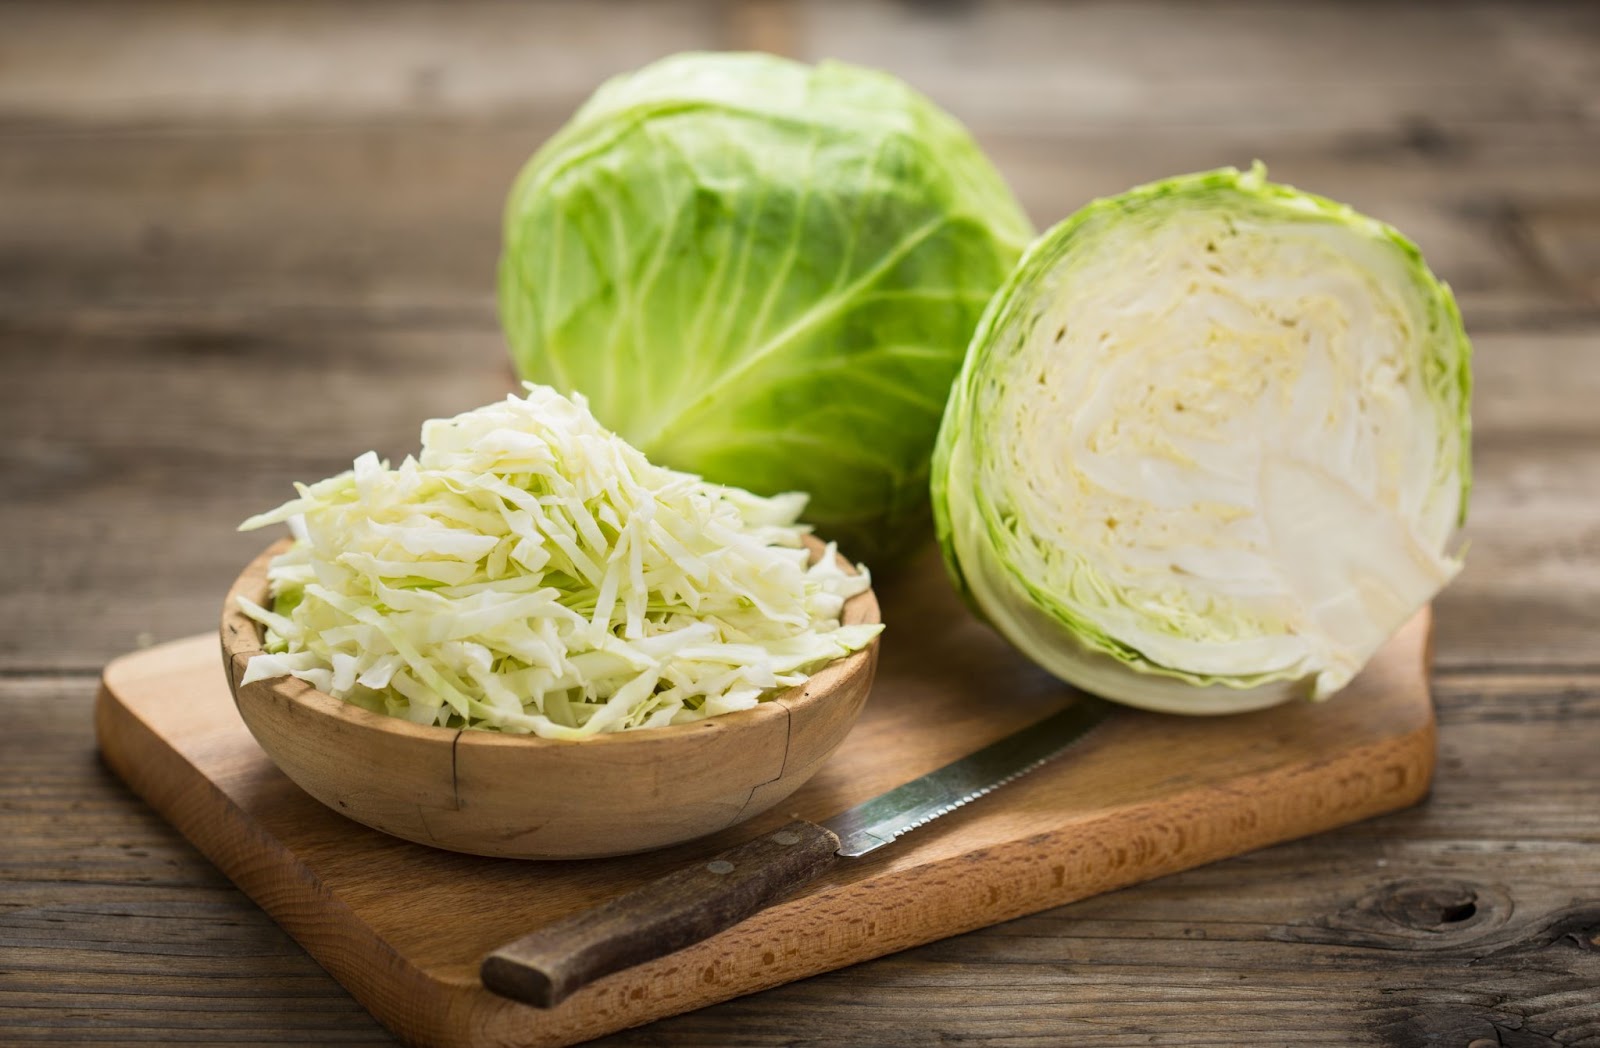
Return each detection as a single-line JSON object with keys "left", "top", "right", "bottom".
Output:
{"left": 96, "top": 554, "right": 1435, "bottom": 1048}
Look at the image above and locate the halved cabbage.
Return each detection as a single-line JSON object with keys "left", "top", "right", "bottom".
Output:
{"left": 932, "top": 165, "right": 1472, "bottom": 714}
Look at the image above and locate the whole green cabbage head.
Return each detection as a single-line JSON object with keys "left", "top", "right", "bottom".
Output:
{"left": 500, "top": 52, "right": 1033, "bottom": 565}
{"left": 933, "top": 165, "right": 1472, "bottom": 714}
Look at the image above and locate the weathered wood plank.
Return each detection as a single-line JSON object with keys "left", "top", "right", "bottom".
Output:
{"left": 798, "top": 0, "right": 1600, "bottom": 137}
{"left": 0, "top": 322, "right": 510, "bottom": 671}
{"left": 4, "top": 670, "right": 1596, "bottom": 1046}
{"left": 6, "top": 321, "right": 1597, "bottom": 671}
{"left": 0, "top": 675, "right": 396, "bottom": 1044}
{"left": 4, "top": 0, "right": 1592, "bottom": 138}
{"left": 0, "top": 125, "right": 513, "bottom": 322}
{"left": 2, "top": 120, "right": 1595, "bottom": 326}
{"left": 0, "top": 0, "right": 725, "bottom": 128}
{"left": 0, "top": 3, "right": 1595, "bottom": 326}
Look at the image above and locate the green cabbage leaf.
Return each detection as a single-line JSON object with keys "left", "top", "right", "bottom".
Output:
{"left": 500, "top": 52, "right": 1033, "bottom": 564}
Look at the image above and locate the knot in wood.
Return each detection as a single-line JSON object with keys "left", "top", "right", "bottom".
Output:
{"left": 1378, "top": 882, "right": 1481, "bottom": 931}
{"left": 1271, "top": 878, "right": 1509, "bottom": 950}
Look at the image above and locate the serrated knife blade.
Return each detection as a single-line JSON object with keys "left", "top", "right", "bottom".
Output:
{"left": 483, "top": 695, "right": 1114, "bottom": 1008}
{"left": 821, "top": 695, "right": 1113, "bottom": 857}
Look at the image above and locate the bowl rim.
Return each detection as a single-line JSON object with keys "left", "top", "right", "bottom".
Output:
{"left": 220, "top": 535, "right": 881, "bottom": 751}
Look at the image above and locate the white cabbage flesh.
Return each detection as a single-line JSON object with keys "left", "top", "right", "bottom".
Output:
{"left": 935, "top": 166, "right": 1471, "bottom": 713}
{"left": 237, "top": 384, "right": 881, "bottom": 738}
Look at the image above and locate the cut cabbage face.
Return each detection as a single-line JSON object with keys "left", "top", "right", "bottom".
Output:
{"left": 933, "top": 165, "right": 1472, "bottom": 713}
{"left": 237, "top": 384, "right": 881, "bottom": 738}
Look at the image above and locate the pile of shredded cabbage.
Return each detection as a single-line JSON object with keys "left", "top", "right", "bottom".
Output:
{"left": 236, "top": 384, "right": 881, "bottom": 739}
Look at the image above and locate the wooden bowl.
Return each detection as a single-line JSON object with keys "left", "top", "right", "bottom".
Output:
{"left": 219, "top": 538, "right": 879, "bottom": 860}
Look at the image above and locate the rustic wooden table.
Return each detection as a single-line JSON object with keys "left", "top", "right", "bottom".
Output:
{"left": 4, "top": 2, "right": 1597, "bottom": 1045}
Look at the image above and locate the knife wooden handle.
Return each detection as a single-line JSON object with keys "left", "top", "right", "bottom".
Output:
{"left": 480, "top": 820, "right": 841, "bottom": 1008}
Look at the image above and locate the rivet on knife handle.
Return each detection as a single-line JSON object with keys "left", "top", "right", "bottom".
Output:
{"left": 480, "top": 820, "right": 840, "bottom": 1008}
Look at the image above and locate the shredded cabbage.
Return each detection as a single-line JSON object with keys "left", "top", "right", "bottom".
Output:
{"left": 236, "top": 384, "right": 881, "bottom": 738}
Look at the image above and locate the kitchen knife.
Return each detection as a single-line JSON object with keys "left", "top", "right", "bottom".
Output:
{"left": 480, "top": 695, "right": 1112, "bottom": 1008}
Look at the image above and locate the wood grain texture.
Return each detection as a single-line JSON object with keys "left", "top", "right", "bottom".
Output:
{"left": 219, "top": 539, "right": 879, "bottom": 859}
{"left": 3, "top": 100, "right": 1594, "bottom": 327}
{"left": 5, "top": 0, "right": 1600, "bottom": 1044}
{"left": 6, "top": 669, "right": 1598, "bottom": 1046}
{"left": 94, "top": 592, "right": 1435, "bottom": 1047}
{"left": 2, "top": 2, "right": 1595, "bottom": 330}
